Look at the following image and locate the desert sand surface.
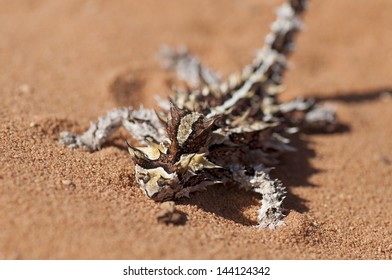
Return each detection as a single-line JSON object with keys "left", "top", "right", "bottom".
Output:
{"left": 1, "top": 0, "right": 392, "bottom": 259}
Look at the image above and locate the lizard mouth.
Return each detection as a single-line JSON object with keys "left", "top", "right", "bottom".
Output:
{"left": 149, "top": 188, "right": 176, "bottom": 202}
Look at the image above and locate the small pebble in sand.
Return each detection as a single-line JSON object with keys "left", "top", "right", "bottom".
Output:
{"left": 17, "top": 84, "right": 34, "bottom": 95}
{"left": 61, "top": 179, "right": 74, "bottom": 186}
{"left": 156, "top": 201, "right": 184, "bottom": 225}
{"left": 380, "top": 155, "right": 391, "bottom": 166}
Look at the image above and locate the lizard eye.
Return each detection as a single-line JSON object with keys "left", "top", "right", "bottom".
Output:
{"left": 137, "top": 173, "right": 150, "bottom": 184}
{"left": 135, "top": 165, "right": 180, "bottom": 201}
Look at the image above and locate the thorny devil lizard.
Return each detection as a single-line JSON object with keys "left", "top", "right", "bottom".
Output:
{"left": 60, "top": 0, "right": 337, "bottom": 229}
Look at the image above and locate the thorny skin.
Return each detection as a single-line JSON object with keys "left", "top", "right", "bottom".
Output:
{"left": 60, "top": 0, "right": 337, "bottom": 229}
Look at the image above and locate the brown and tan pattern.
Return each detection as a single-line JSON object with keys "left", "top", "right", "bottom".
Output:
{"left": 60, "top": 0, "right": 336, "bottom": 228}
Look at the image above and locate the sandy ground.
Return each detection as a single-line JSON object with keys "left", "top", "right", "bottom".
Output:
{"left": 1, "top": 0, "right": 392, "bottom": 259}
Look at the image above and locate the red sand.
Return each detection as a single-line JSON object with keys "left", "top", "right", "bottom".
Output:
{"left": 1, "top": 0, "right": 392, "bottom": 259}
